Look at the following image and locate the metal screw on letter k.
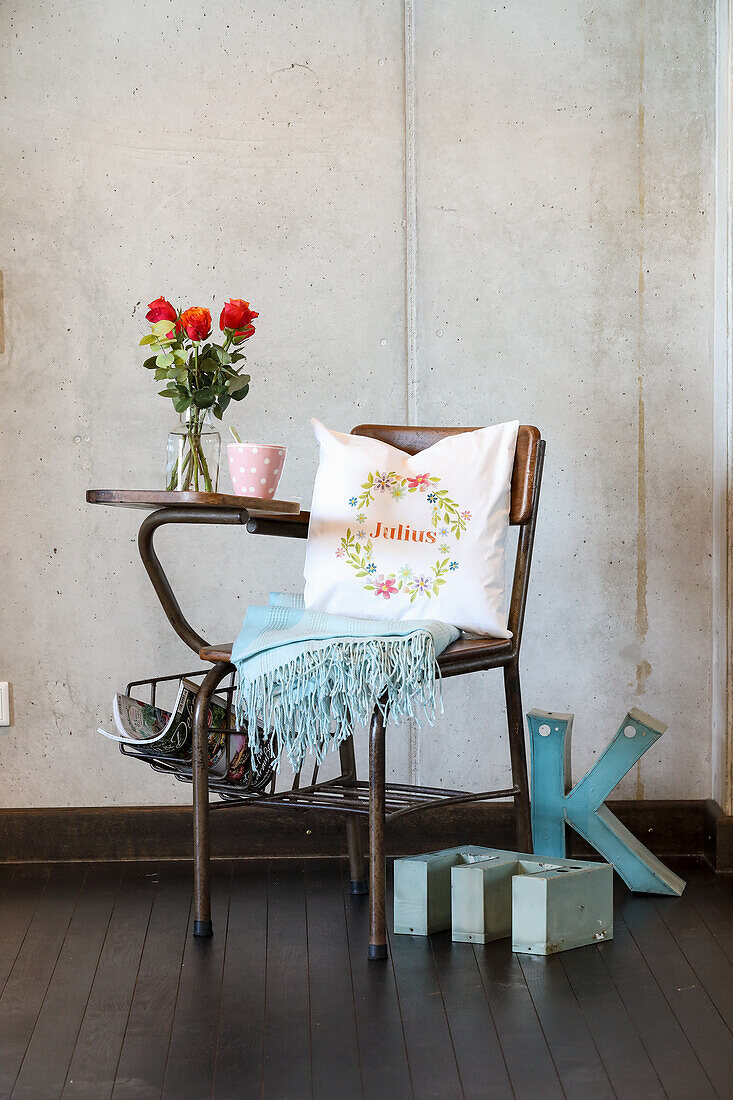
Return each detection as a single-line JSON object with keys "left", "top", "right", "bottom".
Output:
{"left": 527, "top": 708, "right": 685, "bottom": 896}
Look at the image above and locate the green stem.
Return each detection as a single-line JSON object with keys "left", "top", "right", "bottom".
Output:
{"left": 168, "top": 438, "right": 193, "bottom": 490}
{"left": 198, "top": 444, "right": 213, "bottom": 492}
{"left": 187, "top": 412, "right": 214, "bottom": 493}
{"left": 192, "top": 414, "right": 200, "bottom": 491}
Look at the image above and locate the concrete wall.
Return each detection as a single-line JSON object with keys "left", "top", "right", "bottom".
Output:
{"left": 0, "top": 1, "right": 717, "bottom": 807}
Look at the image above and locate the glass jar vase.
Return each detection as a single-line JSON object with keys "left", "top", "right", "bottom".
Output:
{"left": 166, "top": 408, "right": 221, "bottom": 492}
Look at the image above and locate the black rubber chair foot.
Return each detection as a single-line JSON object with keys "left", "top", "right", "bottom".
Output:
{"left": 194, "top": 919, "right": 213, "bottom": 937}
{"left": 350, "top": 879, "right": 368, "bottom": 895}
{"left": 368, "top": 943, "right": 388, "bottom": 961}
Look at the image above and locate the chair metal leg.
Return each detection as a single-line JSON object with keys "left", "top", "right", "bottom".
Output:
{"left": 368, "top": 703, "right": 388, "bottom": 960}
{"left": 504, "top": 660, "right": 532, "bottom": 853}
{"left": 192, "top": 662, "right": 229, "bottom": 937}
{"left": 339, "top": 736, "right": 367, "bottom": 894}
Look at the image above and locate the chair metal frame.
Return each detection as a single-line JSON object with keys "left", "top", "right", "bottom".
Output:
{"left": 113, "top": 425, "right": 545, "bottom": 958}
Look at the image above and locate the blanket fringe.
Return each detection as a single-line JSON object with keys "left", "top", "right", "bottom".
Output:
{"left": 234, "top": 632, "right": 442, "bottom": 773}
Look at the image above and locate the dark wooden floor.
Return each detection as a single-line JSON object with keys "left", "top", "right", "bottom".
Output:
{"left": 0, "top": 858, "right": 732, "bottom": 1099}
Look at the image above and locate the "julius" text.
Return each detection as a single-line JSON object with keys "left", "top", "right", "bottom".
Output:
{"left": 369, "top": 522, "right": 436, "bottom": 543}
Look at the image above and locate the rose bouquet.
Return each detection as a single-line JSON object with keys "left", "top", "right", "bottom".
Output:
{"left": 141, "top": 296, "right": 258, "bottom": 491}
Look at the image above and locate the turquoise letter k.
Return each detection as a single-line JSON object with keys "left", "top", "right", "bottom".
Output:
{"left": 527, "top": 708, "right": 685, "bottom": 896}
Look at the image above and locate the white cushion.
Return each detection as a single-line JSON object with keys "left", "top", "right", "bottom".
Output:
{"left": 303, "top": 420, "right": 519, "bottom": 637}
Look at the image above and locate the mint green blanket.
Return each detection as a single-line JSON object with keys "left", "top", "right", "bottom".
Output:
{"left": 232, "top": 593, "right": 459, "bottom": 772}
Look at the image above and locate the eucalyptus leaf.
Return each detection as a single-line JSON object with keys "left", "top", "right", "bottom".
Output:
{"left": 227, "top": 374, "right": 250, "bottom": 394}
{"left": 231, "top": 384, "right": 249, "bottom": 401}
{"left": 143, "top": 356, "right": 158, "bottom": 370}
{"left": 139, "top": 334, "right": 157, "bottom": 346}
{"left": 156, "top": 352, "right": 175, "bottom": 367}
{"left": 192, "top": 388, "right": 216, "bottom": 408}
{"left": 152, "top": 319, "right": 176, "bottom": 336}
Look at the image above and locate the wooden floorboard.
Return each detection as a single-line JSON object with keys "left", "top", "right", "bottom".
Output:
{"left": 212, "top": 861, "right": 269, "bottom": 1100}
{"left": 11, "top": 863, "right": 123, "bottom": 1100}
{"left": 560, "top": 935, "right": 667, "bottom": 1099}
{"left": 618, "top": 886, "right": 733, "bottom": 1098}
{"left": 654, "top": 889, "right": 733, "bottom": 1039}
{"left": 386, "top": 875, "right": 463, "bottom": 1100}
{"left": 111, "top": 865, "right": 192, "bottom": 1100}
{"left": 306, "top": 861, "right": 362, "bottom": 1100}
{"left": 161, "top": 862, "right": 231, "bottom": 1100}
{"left": 429, "top": 931, "right": 514, "bottom": 1100}
{"left": 0, "top": 865, "right": 50, "bottom": 998}
{"left": 0, "top": 857, "right": 730, "bottom": 1099}
{"left": 597, "top": 913, "right": 717, "bottom": 1100}
{"left": 344, "top": 868, "right": 412, "bottom": 1100}
{"left": 0, "top": 863, "right": 87, "bottom": 1100}
{"left": 518, "top": 951, "right": 615, "bottom": 1100}
{"left": 262, "top": 860, "right": 312, "bottom": 1100}
{"left": 683, "top": 868, "right": 733, "bottom": 969}
{"left": 61, "top": 864, "right": 158, "bottom": 1100}
{"left": 473, "top": 939, "right": 565, "bottom": 1100}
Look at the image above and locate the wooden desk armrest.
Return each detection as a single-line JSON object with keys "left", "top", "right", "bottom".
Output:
{"left": 86, "top": 489, "right": 300, "bottom": 514}
{"left": 246, "top": 510, "right": 310, "bottom": 539}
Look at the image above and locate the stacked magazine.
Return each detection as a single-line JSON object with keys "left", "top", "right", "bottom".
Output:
{"left": 98, "top": 677, "right": 270, "bottom": 787}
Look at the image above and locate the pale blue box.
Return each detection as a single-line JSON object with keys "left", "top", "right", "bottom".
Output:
{"left": 394, "top": 846, "right": 613, "bottom": 954}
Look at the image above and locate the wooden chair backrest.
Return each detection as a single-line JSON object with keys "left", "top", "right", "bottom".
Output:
{"left": 350, "top": 424, "right": 542, "bottom": 525}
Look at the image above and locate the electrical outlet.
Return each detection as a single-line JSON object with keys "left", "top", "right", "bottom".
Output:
{"left": 0, "top": 683, "right": 10, "bottom": 726}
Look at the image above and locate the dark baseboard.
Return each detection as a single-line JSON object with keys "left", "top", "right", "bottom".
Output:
{"left": 0, "top": 798, "right": 730, "bottom": 866}
{"left": 719, "top": 815, "right": 733, "bottom": 870}
{"left": 703, "top": 799, "right": 733, "bottom": 871}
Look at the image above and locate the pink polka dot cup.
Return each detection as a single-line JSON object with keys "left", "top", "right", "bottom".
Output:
{"left": 227, "top": 443, "right": 287, "bottom": 500}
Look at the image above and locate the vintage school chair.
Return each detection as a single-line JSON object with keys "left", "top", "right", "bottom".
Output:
{"left": 195, "top": 424, "right": 545, "bottom": 958}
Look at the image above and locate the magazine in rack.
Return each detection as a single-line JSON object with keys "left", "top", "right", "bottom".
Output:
{"left": 98, "top": 673, "right": 273, "bottom": 788}
{"left": 99, "top": 678, "right": 233, "bottom": 777}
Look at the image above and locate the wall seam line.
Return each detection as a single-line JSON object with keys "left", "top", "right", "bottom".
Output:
{"left": 404, "top": 0, "right": 418, "bottom": 427}
{"left": 714, "top": 0, "right": 732, "bottom": 813}
{"left": 403, "top": 0, "right": 419, "bottom": 784}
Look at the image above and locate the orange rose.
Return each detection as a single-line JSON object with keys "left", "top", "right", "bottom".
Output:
{"left": 219, "top": 298, "right": 258, "bottom": 339}
{"left": 145, "top": 297, "right": 177, "bottom": 324}
{"left": 179, "top": 306, "right": 212, "bottom": 342}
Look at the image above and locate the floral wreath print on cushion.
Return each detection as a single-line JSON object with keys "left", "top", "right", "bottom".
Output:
{"left": 337, "top": 470, "right": 469, "bottom": 603}
{"left": 304, "top": 419, "right": 519, "bottom": 637}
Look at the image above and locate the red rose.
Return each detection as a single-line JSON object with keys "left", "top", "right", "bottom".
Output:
{"left": 179, "top": 306, "right": 212, "bottom": 342}
{"left": 219, "top": 298, "right": 259, "bottom": 339}
{"left": 145, "top": 297, "right": 177, "bottom": 324}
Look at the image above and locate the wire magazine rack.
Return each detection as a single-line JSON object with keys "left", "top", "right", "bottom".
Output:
{"left": 119, "top": 666, "right": 501, "bottom": 819}
{"left": 118, "top": 668, "right": 275, "bottom": 802}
